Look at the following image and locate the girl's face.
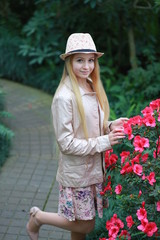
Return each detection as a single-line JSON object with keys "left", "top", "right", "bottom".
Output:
{"left": 72, "top": 53, "right": 95, "bottom": 81}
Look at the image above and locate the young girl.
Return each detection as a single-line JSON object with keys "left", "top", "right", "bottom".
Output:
{"left": 26, "top": 33, "right": 127, "bottom": 240}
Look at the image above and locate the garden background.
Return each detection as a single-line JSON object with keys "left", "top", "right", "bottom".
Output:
{"left": 0, "top": 0, "right": 160, "bottom": 239}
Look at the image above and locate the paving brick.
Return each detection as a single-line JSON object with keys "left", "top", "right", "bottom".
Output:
{"left": 0, "top": 233, "right": 5, "bottom": 240}
{"left": 2, "top": 234, "right": 18, "bottom": 240}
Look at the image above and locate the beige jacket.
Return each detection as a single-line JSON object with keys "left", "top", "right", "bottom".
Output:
{"left": 51, "top": 76, "right": 112, "bottom": 187}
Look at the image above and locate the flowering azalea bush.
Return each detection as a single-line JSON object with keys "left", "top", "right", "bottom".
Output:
{"left": 100, "top": 99, "right": 160, "bottom": 239}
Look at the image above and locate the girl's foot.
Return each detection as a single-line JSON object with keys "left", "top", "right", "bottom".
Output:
{"left": 26, "top": 206, "right": 41, "bottom": 240}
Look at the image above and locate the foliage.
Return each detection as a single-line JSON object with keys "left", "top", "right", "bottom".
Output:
{"left": 102, "top": 62, "right": 160, "bottom": 119}
{"left": 0, "top": 88, "right": 14, "bottom": 167}
{"left": 0, "top": 26, "right": 32, "bottom": 83}
{"left": 94, "top": 99, "right": 160, "bottom": 239}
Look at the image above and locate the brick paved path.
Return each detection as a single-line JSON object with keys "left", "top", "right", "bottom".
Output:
{"left": 0, "top": 79, "right": 70, "bottom": 240}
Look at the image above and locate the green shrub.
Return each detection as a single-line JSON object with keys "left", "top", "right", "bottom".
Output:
{"left": 0, "top": 88, "right": 14, "bottom": 167}
{"left": 101, "top": 62, "right": 160, "bottom": 120}
{"left": 0, "top": 26, "right": 32, "bottom": 83}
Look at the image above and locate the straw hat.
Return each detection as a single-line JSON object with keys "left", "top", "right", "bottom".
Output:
{"left": 60, "top": 33, "right": 104, "bottom": 60}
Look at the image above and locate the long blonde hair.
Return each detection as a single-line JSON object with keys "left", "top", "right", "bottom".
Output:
{"left": 55, "top": 55, "right": 110, "bottom": 139}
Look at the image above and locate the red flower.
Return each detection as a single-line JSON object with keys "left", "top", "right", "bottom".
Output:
{"left": 120, "top": 162, "right": 133, "bottom": 175}
{"left": 141, "top": 153, "right": 148, "bottom": 163}
{"left": 138, "top": 190, "right": 142, "bottom": 198}
{"left": 146, "top": 172, "right": 156, "bottom": 186}
{"left": 106, "top": 214, "right": 124, "bottom": 239}
{"left": 131, "top": 154, "right": 140, "bottom": 165}
{"left": 120, "top": 151, "right": 130, "bottom": 164}
{"left": 119, "top": 230, "right": 131, "bottom": 240}
{"left": 115, "top": 184, "right": 122, "bottom": 195}
{"left": 106, "top": 214, "right": 124, "bottom": 230}
{"left": 142, "top": 201, "right": 145, "bottom": 208}
{"left": 105, "top": 151, "right": 118, "bottom": 168}
{"left": 108, "top": 175, "right": 111, "bottom": 180}
{"left": 104, "top": 182, "right": 112, "bottom": 192}
{"left": 133, "top": 135, "right": 149, "bottom": 153}
{"left": 153, "top": 137, "right": 160, "bottom": 158}
{"left": 100, "top": 182, "right": 112, "bottom": 196}
{"left": 101, "top": 176, "right": 112, "bottom": 196}
{"left": 133, "top": 164, "right": 143, "bottom": 176}
{"left": 126, "top": 215, "right": 135, "bottom": 229}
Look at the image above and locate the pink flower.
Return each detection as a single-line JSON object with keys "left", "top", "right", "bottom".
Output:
{"left": 127, "top": 115, "right": 143, "bottom": 126}
{"left": 144, "top": 222, "right": 158, "bottom": 237}
{"left": 141, "top": 106, "right": 154, "bottom": 116}
{"left": 115, "top": 184, "right": 122, "bottom": 195}
{"left": 146, "top": 172, "right": 156, "bottom": 186}
{"left": 150, "top": 99, "right": 160, "bottom": 111}
{"left": 158, "top": 112, "right": 160, "bottom": 122}
{"left": 138, "top": 220, "right": 158, "bottom": 237}
{"left": 142, "top": 173, "right": 146, "bottom": 180}
{"left": 126, "top": 215, "right": 135, "bottom": 228}
{"left": 133, "top": 164, "right": 143, "bottom": 176}
{"left": 108, "top": 226, "right": 119, "bottom": 238}
{"left": 120, "top": 151, "right": 130, "bottom": 164}
{"left": 123, "top": 122, "right": 134, "bottom": 140}
{"left": 156, "top": 201, "right": 160, "bottom": 211}
{"left": 133, "top": 135, "right": 149, "bottom": 153}
{"left": 143, "top": 115, "right": 156, "bottom": 127}
{"left": 138, "top": 190, "right": 142, "bottom": 198}
{"left": 137, "top": 218, "right": 148, "bottom": 231}
{"left": 136, "top": 207, "right": 147, "bottom": 221}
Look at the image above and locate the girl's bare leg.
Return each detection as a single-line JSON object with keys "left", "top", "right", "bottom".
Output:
{"left": 71, "top": 231, "right": 86, "bottom": 240}
{"left": 28, "top": 210, "right": 95, "bottom": 235}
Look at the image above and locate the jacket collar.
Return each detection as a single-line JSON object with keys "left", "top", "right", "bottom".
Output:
{"left": 64, "top": 76, "right": 95, "bottom": 95}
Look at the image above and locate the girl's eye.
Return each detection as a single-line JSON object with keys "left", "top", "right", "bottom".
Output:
{"left": 77, "top": 59, "right": 83, "bottom": 63}
{"left": 89, "top": 59, "right": 95, "bottom": 63}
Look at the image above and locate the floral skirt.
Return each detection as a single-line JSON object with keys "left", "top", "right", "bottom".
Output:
{"left": 58, "top": 182, "right": 108, "bottom": 221}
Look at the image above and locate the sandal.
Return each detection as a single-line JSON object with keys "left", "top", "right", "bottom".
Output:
{"left": 26, "top": 206, "right": 41, "bottom": 240}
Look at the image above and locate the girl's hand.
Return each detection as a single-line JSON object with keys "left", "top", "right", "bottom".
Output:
{"left": 110, "top": 117, "right": 128, "bottom": 131}
{"left": 108, "top": 128, "right": 125, "bottom": 146}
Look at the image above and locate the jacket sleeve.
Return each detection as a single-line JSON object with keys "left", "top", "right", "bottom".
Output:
{"left": 51, "top": 95, "right": 112, "bottom": 156}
